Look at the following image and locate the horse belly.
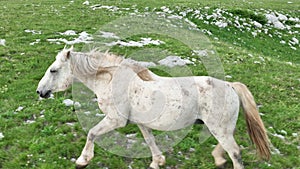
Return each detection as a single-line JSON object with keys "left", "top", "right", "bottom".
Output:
{"left": 130, "top": 97, "right": 198, "bottom": 131}
{"left": 143, "top": 109, "right": 197, "bottom": 131}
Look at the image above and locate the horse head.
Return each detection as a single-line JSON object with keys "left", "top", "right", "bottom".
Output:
{"left": 36, "top": 47, "right": 74, "bottom": 98}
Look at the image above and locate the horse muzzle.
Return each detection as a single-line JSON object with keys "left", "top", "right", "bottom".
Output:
{"left": 36, "top": 89, "right": 52, "bottom": 98}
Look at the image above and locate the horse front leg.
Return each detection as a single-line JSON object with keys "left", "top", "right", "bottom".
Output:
{"left": 137, "top": 124, "right": 165, "bottom": 169}
{"left": 75, "top": 116, "right": 127, "bottom": 168}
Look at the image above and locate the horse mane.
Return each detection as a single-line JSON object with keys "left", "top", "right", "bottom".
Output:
{"left": 71, "top": 50, "right": 154, "bottom": 81}
{"left": 128, "top": 64, "right": 154, "bottom": 81}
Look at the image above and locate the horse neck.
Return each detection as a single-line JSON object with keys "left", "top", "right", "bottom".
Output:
{"left": 69, "top": 52, "right": 100, "bottom": 92}
{"left": 69, "top": 51, "right": 154, "bottom": 95}
{"left": 69, "top": 51, "right": 126, "bottom": 94}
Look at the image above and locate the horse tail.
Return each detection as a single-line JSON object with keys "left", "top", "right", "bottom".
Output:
{"left": 231, "top": 82, "right": 271, "bottom": 160}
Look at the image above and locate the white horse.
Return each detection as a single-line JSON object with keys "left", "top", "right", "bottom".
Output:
{"left": 36, "top": 47, "right": 270, "bottom": 169}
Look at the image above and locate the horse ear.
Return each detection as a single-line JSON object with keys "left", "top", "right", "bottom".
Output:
{"left": 66, "top": 50, "right": 71, "bottom": 59}
{"left": 65, "top": 46, "right": 73, "bottom": 60}
{"left": 70, "top": 45, "right": 74, "bottom": 51}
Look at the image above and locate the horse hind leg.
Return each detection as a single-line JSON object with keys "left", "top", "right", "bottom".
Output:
{"left": 205, "top": 122, "right": 244, "bottom": 169}
{"left": 212, "top": 143, "right": 227, "bottom": 168}
{"left": 220, "top": 136, "right": 244, "bottom": 169}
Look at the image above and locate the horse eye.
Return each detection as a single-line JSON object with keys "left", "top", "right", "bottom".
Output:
{"left": 50, "top": 69, "right": 58, "bottom": 73}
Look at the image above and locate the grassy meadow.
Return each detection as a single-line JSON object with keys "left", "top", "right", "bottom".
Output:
{"left": 0, "top": 0, "right": 299, "bottom": 169}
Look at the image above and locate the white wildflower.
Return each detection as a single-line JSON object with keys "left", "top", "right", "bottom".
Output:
{"left": 16, "top": 106, "right": 24, "bottom": 112}
{"left": 0, "top": 39, "right": 5, "bottom": 46}
{"left": 82, "top": 1, "right": 89, "bottom": 5}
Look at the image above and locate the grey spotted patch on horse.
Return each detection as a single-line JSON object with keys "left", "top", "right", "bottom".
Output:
{"left": 206, "top": 78, "right": 213, "bottom": 86}
{"left": 181, "top": 88, "right": 189, "bottom": 96}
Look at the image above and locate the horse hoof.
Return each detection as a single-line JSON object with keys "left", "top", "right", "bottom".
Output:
{"left": 149, "top": 162, "right": 159, "bottom": 169}
{"left": 216, "top": 162, "right": 227, "bottom": 169}
{"left": 216, "top": 165, "right": 224, "bottom": 169}
{"left": 75, "top": 164, "right": 88, "bottom": 169}
{"left": 214, "top": 158, "right": 226, "bottom": 169}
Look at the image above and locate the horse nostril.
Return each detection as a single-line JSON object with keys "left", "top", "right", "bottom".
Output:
{"left": 36, "top": 90, "right": 40, "bottom": 94}
{"left": 45, "top": 90, "right": 51, "bottom": 96}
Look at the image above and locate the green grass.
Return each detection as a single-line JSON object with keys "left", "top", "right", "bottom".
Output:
{"left": 1, "top": 0, "right": 300, "bottom": 169}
